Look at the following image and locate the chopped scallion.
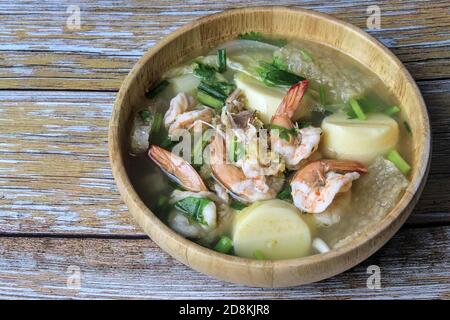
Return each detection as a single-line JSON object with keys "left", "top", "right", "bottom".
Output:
{"left": 277, "top": 185, "right": 292, "bottom": 201}
{"left": 404, "top": 121, "right": 412, "bottom": 136}
{"left": 230, "top": 200, "right": 247, "bottom": 211}
{"left": 253, "top": 250, "right": 266, "bottom": 260}
{"left": 138, "top": 110, "right": 151, "bottom": 123}
{"left": 145, "top": 80, "right": 169, "bottom": 99}
{"left": 384, "top": 105, "right": 400, "bottom": 116}
{"left": 198, "top": 82, "right": 228, "bottom": 101}
{"left": 386, "top": 150, "right": 411, "bottom": 175}
{"left": 217, "top": 49, "right": 227, "bottom": 73}
{"left": 197, "top": 90, "right": 223, "bottom": 110}
{"left": 349, "top": 98, "right": 366, "bottom": 120}
{"left": 214, "top": 236, "right": 233, "bottom": 254}
{"left": 150, "top": 112, "right": 163, "bottom": 136}
{"left": 319, "top": 84, "right": 326, "bottom": 105}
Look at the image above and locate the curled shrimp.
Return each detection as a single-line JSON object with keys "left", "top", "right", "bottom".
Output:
{"left": 164, "top": 93, "right": 214, "bottom": 138}
{"left": 149, "top": 145, "right": 208, "bottom": 192}
{"left": 270, "top": 80, "right": 322, "bottom": 170}
{"left": 209, "top": 132, "right": 278, "bottom": 203}
{"left": 290, "top": 159, "right": 367, "bottom": 214}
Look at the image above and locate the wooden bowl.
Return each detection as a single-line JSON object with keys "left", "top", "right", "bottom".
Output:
{"left": 109, "top": 6, "right": 431, "bottom": 287}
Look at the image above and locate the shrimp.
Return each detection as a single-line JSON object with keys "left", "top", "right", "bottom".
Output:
{"left": 209, "top": 132, "right": 278, "bottom": 203}
{"left": 164, "top": 92, "right": 195, "bottom": 128}
{"left": 290, "top": 159, "right": 367, "bottom": 214}
{"left": 149, "top": 145, "right": 208, "bottom": 192}
{"left": 150, "top": 145, "right": 221, "bottom": 234}
{"left": 164, "top": 93, "right": 214, "bottom": 138}
{"left": 270, "top": 80, "right": 322, "bottom": 170}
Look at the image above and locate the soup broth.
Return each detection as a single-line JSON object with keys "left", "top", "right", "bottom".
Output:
{"left": 126, "top": 34, "right": 412, "bottom": 260}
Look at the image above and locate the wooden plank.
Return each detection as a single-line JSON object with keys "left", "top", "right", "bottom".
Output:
{"left": 0, "top": 226, "right": 448, "bottom": 299}
{"left": 0, "top": 79, "right": 447, "bottom": 235}
{"left": 0, "top": 0, "right": 449, "bottom": 91}
{"left": 0, "top": 79, "right": 448, "bottom": 235}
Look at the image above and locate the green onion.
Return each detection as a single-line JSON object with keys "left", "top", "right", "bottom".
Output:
{"left": 217, "top": 49, "right": 227, "bottom": 73}
{"left": 198, "top": 82, "right": 228, "bottom": 101}
{"left": 253, "top": 250, "right": 266, "bottom": 260}
{"left": 160, "top": 137, "right": 177, "bottom": 150}
{"left": 192, "top": 130, "right": 212, "bottom": 164}
{"left": 138, "top": 110, "right": 151, "bottom": 124}
{"left": 386, "top": 150, "right": 411, "bottom": 175}
{"left": 319, "top": 84, "right": 327, "bottom": 105}
{"left": 404, "top": 121, "right": 412, "bottom": 136}
{"left": 174, "top": 196, "right": 212, "bottom": 226}
{"left": 349, "top": 98, "right": 366, "bottom": 120}
{"left": 193, "top": 62, "right": 217, "bottom": 81}
{"left": 214, "top": 236, "right": 233, "bottom": 254}
{"left": 228, "top": 135, "right": 243, "bottom": 163}
{"left": 197, "top": 90, "right": 223, "bottom": 110}
{"left": 384, "top": 105, "right": 400, "bottom": 116}
{"left": 257, "top": 61, "right": 305, "bottom": 87}
{"left": 237, "top": 31, "right": 288, "bottom": 47}
{"left": 156, "top": 195, "right": 170, "bottom": 212}
{"left": 150, "top": 112, "right": 163, "bottom": 136}
{"left": 277, "top": 185, "right": 292, "bottom": 201}
{"left": 268, "top": 124, "right": 297, "bottom": 141}
{"left": 230, "top": 200, "right": 247, "bottom": 211}
{"left": 145, "top": 80, "right": 169, "bottom": 99}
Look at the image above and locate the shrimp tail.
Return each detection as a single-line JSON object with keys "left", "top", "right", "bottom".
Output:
{"left": 273, "top": 80, "right": 309, "bottom": 121}
{"left": 323, "top": 159, "right": 368, "bottom": 174}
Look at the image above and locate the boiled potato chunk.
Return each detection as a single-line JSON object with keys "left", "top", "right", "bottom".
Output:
{"left": 234, "top": 73, "right": 315, "bottom": 124}
{"left": 233, "top": 200, "right": 312, "bottom": 260}
{"left": 321, "top": 113, "right": 399, "bottom": 164}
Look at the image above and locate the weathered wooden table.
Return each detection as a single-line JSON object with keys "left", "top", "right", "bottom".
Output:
{"left": 0, "top": 0, "right": 448, "bottom": 299}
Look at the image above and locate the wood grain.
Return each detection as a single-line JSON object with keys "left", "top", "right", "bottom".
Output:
{"left": 0, "top": 226, "right": 448, "bottom": 299}
{"left": 0, "top": 0, "right": 448, "bottom": 297}
{"left": 0, "top": 23, "right": 447, "bottom": 237}
{"left": 0, "top": 0, "right": 448, "bottom": 91}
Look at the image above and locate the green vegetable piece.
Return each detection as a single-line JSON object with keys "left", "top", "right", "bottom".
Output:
{"left": 268, "top": 124, "right": 297, "bottom": 142}
{"left": 253, "top": 250, "right": 266, "bottom": 260}
{"left": 197, "top": 90, "right": 223, "bottom": 110}
{"left": 230, "top": 200, "right": 247, "bottom": 211}
{"left": 257, "top": 61, "right": 305, "bottom": 87}
{"left": 217, "top": 49, "right": 227, "bottom": 73}
{"left": 150, "top": 112, "right": 163, "bottom": 136}
{"left": 349, "top": 98, "right": 366, "bottom": 120}
{"left": 193, "top": 62, "right": 217, "bottom": 81}
{"left": 386, "top": 150, "right": 411, "bottom": 175}
{"left": 319, "top": 84, "right": 327, "bottom": 105}
{"left": 214, "top": 236, "right": 233, "bottom": 254}
{"left": 198, "top": 82, "right": 228, "bottom": 101}
{"left": 277, "top": 185, "right": 292, "bottom": 200}
{"left": 160, "top": 137, "right": 177, "bottom": 150}
{"left": 384, "top": 105, "right": 400, "bottom": 116}
{"left": 404, "top": 121, "right": 412, "bottom": 136}
{"left": 237, "top": 31, "right": 288, "bottom": 47}
{"left": 145, "top": 80, "right": 169, "bottom": 99}
{"left": 192, "top": 130, "right": 212, "bottom": 165}
{"left": 174, "top": 196, "right": 212, "bottom": 226}
{"left": 138, "top": 110, "right": 151, "bottom": 124}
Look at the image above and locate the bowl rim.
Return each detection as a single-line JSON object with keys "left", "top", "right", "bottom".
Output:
{"left": 109, "top": 6, "right": 431, "bottom": 281}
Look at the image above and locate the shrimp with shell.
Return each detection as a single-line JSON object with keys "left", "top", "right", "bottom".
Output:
{"left": 164, "top": 92, "right": 214, "bottom": 138}
{"left": 290, "top": 159, "right": 367, "bottom": 214}
{"left": 149, "top": 145, "right": 222, "bottom": 236}
{"left": 209, "top": 132, "right": 281, "bottom": 203}
{"left": 270, "top": 80, "right": 322, "bottom": 170}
